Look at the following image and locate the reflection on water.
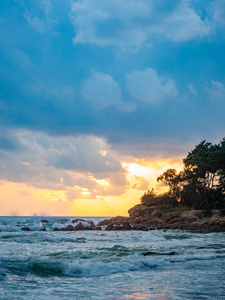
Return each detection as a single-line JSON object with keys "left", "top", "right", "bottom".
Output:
{"left": 120, "top": 282, "right": 172, "bottom": 299}
{"left": 122, "top": 291, "right": 170, "bottom": 299}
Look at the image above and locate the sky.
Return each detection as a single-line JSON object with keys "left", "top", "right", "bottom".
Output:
{"left": 0, "top": 0, "right": 225, "bottom": 216}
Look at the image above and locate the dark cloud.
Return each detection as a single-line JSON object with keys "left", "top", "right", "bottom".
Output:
{"left": 0, "top": 0, "right": 224, "bottom": 161}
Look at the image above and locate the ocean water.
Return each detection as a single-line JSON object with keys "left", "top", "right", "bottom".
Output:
{"left": 0, "top": 216, "right": 225, "bottom": 300}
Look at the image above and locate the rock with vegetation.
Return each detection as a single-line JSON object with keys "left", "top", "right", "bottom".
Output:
{"left": 98, "top": 138, "right": 225, "bottom": 232}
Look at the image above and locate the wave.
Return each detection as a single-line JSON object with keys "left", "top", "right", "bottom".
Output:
{"left": 0, "top": 254, "right": 170, "bottom": 278}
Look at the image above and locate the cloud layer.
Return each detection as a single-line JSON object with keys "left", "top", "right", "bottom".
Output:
{"left": 0, "top": 0, "right": 225, "bottom": 198}
{"left": 0, "top": 130, "right": 127, "bottom": 199}
{"left": 72, "top": 0, "right": 211, "bottom": 48}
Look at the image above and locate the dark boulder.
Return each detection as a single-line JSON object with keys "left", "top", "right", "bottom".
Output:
{"left": 74, "top": 222, "right": 85, "bottom": 231}
{"left": 105, "top": 224, "right": 115, "bottom": 230}
{"left": 64, "top": 225, "right": 75, "bottom": 231}
{"left": 21, "top": 227, "right": 30, "bottom": 231}
{"left": 95, "top": 226, "right": 102, "bottom": 230}
{"left": 142, "top": 251, "right": 176, "bottom": 256}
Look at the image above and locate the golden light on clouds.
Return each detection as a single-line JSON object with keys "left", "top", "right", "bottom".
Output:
{"left": 0, "top": 158, "right": 184, "bottom": 216}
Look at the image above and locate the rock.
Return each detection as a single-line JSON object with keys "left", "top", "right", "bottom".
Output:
{"left": 53, "top": 227, "right": 61, "bottom": 231}
{"left": 21, "top": 227, "right": 30, "bottom": 231}
{"left": 95, "top": 226, "right": 102, "bottom": 231}
{"left": 74, "top": 222, "right": 84, "bottom": 231}
{"left": 105, "top": 224, "right": 114, "bottom": 230}
{"left": 53, "top": 225, "right": 75, "bottom": 231}
{"left": 139, "top": 226, "right": 149, "bottom": 231}
{"left": 64, "top": 225, "right": 75, "bottom": 231}
{"left": 120, "top": 224, "right": 132, "bottom": 230}
{"left": 83, "top": 226, "right": 93, "bottom": 230}
{"left": 39, "top": 228, "right": 46, "bottom": 231}
{"left": 110, "top": 216, "right": 130, "bottom": 225}
{"left": 72, "top": 219, "right": 95, "bottom": 227}
{"left": 142, "top": 251, "right": 176, "bottom": 256}
{"left": 41, "top": 219, "right": 48, "bottom": 223}
{"left": 97, "top": 219, "right": 111, "bottom": 226}
{"left": 197, "top": 244, "right": 225, "bottom": 250}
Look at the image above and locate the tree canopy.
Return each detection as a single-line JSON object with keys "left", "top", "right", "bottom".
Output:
{"left": 141, "top": 138, "right": 225, "bottom": 210}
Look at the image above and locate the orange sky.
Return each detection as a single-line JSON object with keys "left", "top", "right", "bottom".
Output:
{"left": 0, "top": 158, "right": 184, "bottom": 216}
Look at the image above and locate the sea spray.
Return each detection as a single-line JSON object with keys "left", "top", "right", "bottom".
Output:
{"left": 0, "top": 216, "right": 225, "bottom": 300}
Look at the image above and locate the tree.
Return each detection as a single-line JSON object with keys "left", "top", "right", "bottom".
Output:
{"left": 183, "top": 140, "right": 221, "bottom": 207}
{"left": 157, "top": 169, "right": 181, "bottom": 200}
{"left": 140, "top": 189, "right": 157, "bottom": 206}
{"left": 140, "top": 138, "right": 225, "bottom": 210}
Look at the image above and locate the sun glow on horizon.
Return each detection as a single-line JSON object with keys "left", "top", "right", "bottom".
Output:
{"left": 0, "top": 158, "right": 184, "bottom": 216}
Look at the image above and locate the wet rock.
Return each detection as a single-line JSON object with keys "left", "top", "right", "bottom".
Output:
{"left": 95, "top": 226, "right": 102, "bottom": 231}
{"left": 39, "top": 228, "right": 46, "bottom": 231}
{"left": 64, "top": 225, "right": 75, "bottom": 231}
{"left": 83, "top": 226, "right": 93, "bottom": 230}
{"left": 142, "top": 251, "right": 176, "bottom": 256}
{"left": 120, "top": 223, "right": 132, "bottom": 230}
{"left": 197, "top": 244, "right": 225, "bottom": 250}
{"left": 105, "top": 224, "right": 114, "bottom": 230}
{"left": 97, "top": 219, "right": 111, "bottom": 226}
{"left": 72, "top": 219, "right": 95, "bottom": 228}
{"left": 74, "top": 222, "right": 84, "bottom": 231}
{"left": 21, "top": 227, "right": 30, "bottom": 231}
{"left": 41, "top": 219, "right": 48, "bottom": 223}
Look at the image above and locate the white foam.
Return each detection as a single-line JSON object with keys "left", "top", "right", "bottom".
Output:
{"left": 62, "top": 254, "right": 170, "bottom": 277}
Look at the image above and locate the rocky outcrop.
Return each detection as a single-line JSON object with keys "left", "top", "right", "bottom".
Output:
{"left": 53, "top": 219, "right": 102, "bottom": 231}
{"left": 97, "top": 206, "right": 225, "bottom": 232}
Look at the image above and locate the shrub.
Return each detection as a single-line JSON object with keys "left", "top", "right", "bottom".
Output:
{"left": 140, "top": 189, "right": 178, "bottom": 207}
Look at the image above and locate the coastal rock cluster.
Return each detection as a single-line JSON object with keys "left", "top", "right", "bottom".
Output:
{"left": 53, "top": 219, "right": 102, "bottom": 231}
{"left": 21, "top": 204, "right": 225, "bottom": 232}
{"left": 100, "top": 204, "right": 225, "bottom": 232}
{"left": 21, "top": 205, "right": 225, "bottom": 232}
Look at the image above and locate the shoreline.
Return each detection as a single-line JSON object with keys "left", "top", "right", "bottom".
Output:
{"left": 96, "top": 204, "right": 225, "bottom": 232}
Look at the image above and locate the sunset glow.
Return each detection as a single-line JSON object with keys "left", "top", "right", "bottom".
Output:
{"left": 0, "top": 0, "right": 224, "bottom": 216}
{"left": 0, "top": 157, "right": 184, "bottom": 216}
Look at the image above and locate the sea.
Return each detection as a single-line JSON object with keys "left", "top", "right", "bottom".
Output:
{"left": 0, "top": 216, "right": 225, "bottom": 300}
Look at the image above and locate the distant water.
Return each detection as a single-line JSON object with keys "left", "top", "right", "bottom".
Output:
{"left": 0, "top": 216, "right": 225, "bottom": 300}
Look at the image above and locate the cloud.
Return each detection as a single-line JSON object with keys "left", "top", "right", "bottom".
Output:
{"left": 210, "top": 0, "right": 225, "bottom": 27}
{"left": 126, "top": 68, "right": 177, "bottom": 104}
{"left": 24, "top": 0, "right": 56, "bottom": 33}
{"left": 0, "top": 0, "right": 224, "bottom": 165}
{"left": 71, "top": 0, "right": 211, "bottom": 49}
{"left": 82, "top": 71, "right": 122, "bottom": 109}
{"left": 0, "top": 130, "right": 128, "bottom": 198}
{"left": 82, "top": 71, "right": 136, "bottom": 112}
{"left": 188, "top": 83, "right": 197, "bottom": 95}
{"left": 132, "top": 176, "right": 150, "bottom": 191}
{"left": 206, "top": 80, "right": 225, "bottom": 98}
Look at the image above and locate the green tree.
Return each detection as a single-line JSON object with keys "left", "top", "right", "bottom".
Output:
{"left": 140, "top": 138, "right": 225, "bottom": 210}
{"left": 140, "top": 188, "right": 157, "bottom": 206}
{"left": 157, "top": 168, "right": 181, "bottom": 200}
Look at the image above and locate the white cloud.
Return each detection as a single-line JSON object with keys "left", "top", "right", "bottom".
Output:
{"left": 24, "top": 1, "right": 56, "bottom": 33}
{"left": 206, "top": 80, "right": 225, "bottom": 99}
{"left": 188, "top": 83, "right": 197, "bottom": 95}
{"left": 210, "top": 0, "right": 225, "bottom": 27}
{"left": 71, "top": 0, "right": 211, "bottom": 49}
{"left": 0, "top": 130, "right": 128, "bottom": 198}
{"left": 82, "top": 71, "right": 122, "bottom": 109}
{"left": 126, "top": 68, "right": 177, "bottom": 103}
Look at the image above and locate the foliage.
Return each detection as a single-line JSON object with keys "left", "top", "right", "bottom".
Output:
{"left": 140, "top": 137, "right": 225, "bottom": 210}
{"left": 140, "top": 188, "right": 177, "bottom": 207}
